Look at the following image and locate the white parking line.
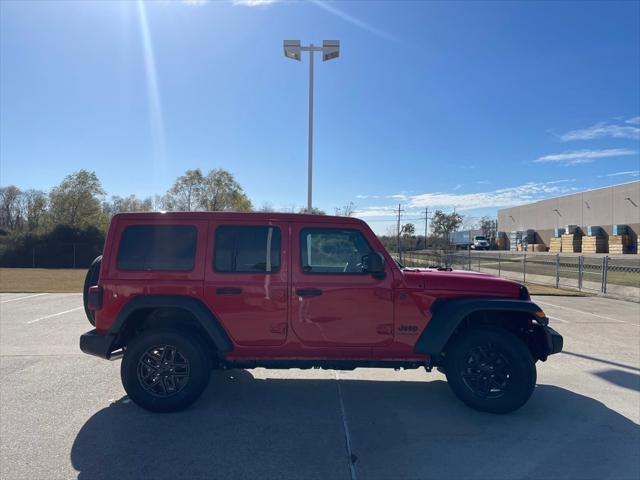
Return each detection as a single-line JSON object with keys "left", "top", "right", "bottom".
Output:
{"left": 1, "top": 293, "right": 47, "bottom": 304}
{"left": 27, "top": 306, "right": 83, "bottom": 324}
{"left": 546, "top": 315, "right": 569, "bottom": 324}
{"left": 536, "top": 300, "right": 627, "bottom": 324}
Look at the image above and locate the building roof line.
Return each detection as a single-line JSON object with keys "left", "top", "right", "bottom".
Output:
{"left": 497, "top": 180, "right": 639, "bottom": 213}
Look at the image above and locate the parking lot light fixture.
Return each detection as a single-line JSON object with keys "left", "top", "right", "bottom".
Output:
{"left": 283, "top": 39, "right": 340, "bottom": 212}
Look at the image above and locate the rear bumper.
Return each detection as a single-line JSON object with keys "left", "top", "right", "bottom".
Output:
{"left": 80, "top": 329, "right": 117, "bottom": 360}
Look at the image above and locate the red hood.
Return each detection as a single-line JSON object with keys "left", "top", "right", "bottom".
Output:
{"left": 400, "top": 267, "right": 523, "bottom": 298}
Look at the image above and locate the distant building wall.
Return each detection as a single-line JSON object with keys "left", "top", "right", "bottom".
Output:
{"left": 498, "top": 181, "right": 640, "bottom": 247}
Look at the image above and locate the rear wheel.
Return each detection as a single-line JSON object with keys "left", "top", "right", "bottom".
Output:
{"left": 121, "top": 328, "right": 211, "bottom": 413}
{"left": 444, "top": 327, "right": 536, "bottom": 414}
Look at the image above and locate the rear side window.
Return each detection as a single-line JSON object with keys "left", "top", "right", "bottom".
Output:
{"left": 117, "top": 225, "right": 197, "bottom": 271}
{"left": 214, "top": 226, "right": 281, "bottom": 273}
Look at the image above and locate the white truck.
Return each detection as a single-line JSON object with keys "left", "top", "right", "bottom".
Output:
{"left": 450, "top": 230, "right": 490, "bottom": 250}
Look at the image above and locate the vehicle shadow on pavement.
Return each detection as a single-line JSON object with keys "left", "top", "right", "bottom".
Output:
{"left": 71, "top": 370, "right": 640, "bottom": 480}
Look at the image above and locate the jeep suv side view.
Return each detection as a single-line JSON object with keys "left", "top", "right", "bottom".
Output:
{"left": 80, "top": 212, "right": 562, "bottom": 413}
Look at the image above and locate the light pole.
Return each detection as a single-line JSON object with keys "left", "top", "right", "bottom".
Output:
{"left": 283, "top": 40, "right": 340, "bottom": 212}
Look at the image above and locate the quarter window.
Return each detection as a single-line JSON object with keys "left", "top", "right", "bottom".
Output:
{"left": 214, "top": 226, "right": 281, "bottom": 273}
{"left": 300, "top": 228, "right": 372, "bottom": 274}
{"left": 117, "top": 225, "right": 197, "bottom": 271}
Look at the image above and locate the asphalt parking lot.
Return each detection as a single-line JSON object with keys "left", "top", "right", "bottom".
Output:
{"left": 0, "top": 293, "right": 638, "bottom": 480}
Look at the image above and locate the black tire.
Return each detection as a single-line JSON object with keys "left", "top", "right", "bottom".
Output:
{"left": 444, "top": 327, "right": 536, "bottom": 414}
{"left": 83, "top": 255, "right": 102, "bottom": 326}
{"left": 121, "top": 328, "right": 211, "bottom": 413}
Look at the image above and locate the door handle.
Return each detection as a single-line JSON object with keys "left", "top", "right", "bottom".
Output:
{"left": 296, "top": 289, "right": 322, "bottom": 296}
{"left": 216, "top": 287, "right": 242, "bottom": 295}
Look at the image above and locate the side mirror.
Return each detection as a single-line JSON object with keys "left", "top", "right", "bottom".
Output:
{"left": 362, "top": 252, "right": 386, "bottom": 279}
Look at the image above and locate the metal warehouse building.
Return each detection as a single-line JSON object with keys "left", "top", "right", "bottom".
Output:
{"left": 498, "top": 180, "right": 640, "bottom": 247}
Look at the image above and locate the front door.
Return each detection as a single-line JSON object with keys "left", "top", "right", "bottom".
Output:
{"left": 290, "top": 224, "right": 394, "bottom": 348}
{"left": 204, "top": 221, "right": 288, "bottom": 346}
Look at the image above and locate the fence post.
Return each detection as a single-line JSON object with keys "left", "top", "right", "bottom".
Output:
{"left": 32, "top": 248, "right": 36, "bottom": 268}
{"left": 602, "top": 256, "right": 609, "bottom": 294}
{"left": 478, "top": 254, "right": 481, "bottom": 272}
{"left": 523, "top": 253, "right": 527, "bottom": 283}
{"left": 555, "top": 254, "right": 560, "bottom": 288}
{"left": 498, "top": 253, "right": 501, "bottom": 277}
{"left": 578, "top": 256, "right": 583, "bottom": 291}
{"left": 468, "top": 247, "right": 471, "bottom": 271}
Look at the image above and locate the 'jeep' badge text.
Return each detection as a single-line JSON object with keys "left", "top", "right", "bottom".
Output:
{"left": 398, "top": 324, "right": 418, "bottom": 334}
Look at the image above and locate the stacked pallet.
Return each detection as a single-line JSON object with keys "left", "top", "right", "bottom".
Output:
{"left": 527, "top": 243, "right": 548, "bottom": 252}
{"left": 561, "top": 232, "right": 582, "bottom": 253}
{"left": 609, "top": 235, "right": 630, "bottom": 255}
{"left": 549, "top": 237, "right": 562, "bottom": 253}
{"left": 582, "top": 236, "right": 607, "bottom": 254}
{"left": 509, "top": 231, "right": 521, "bottom": 252}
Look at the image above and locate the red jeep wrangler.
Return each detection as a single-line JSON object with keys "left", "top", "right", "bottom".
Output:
{"left": 80, "top": 212, "right": 562, "bottom": 414}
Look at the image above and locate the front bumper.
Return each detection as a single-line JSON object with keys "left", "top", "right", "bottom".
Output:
{"left": 532, "top": 324, "right": 563, "bottom": 359}
{"left": 80, "top": 329, "right": 117, "bottom": 360}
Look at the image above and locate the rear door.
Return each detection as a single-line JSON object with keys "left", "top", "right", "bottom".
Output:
{"left": 203, "top": 221, "right": 288, "bottom": 346}
{"left": 290, "top": 223, "right": 394, "bottom": 348}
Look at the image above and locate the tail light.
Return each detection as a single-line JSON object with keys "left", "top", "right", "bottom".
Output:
{"left": 88, "top": 285, "right": 103, "bottom": 310}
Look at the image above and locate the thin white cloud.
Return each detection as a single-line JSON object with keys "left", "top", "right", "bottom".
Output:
{"left": 534, "top": 148, "right": 636, "bottom": 166}
{"left": 354, "top": 180, "right": 578, "bottom": 217}
{"left": 476, "top": 180, "right": 490, "bottom": 185}
{"left": 387, "top": 194, "right": 408, "bottom": 200}
{"left": 561, "top": 119, "right": 640, "bottom": 141}
{"left": 453, "top": 184, "right": 463, "bottom": 191}
{"left": 310, "top": 0, "right": 398, "bottom": 42}
{"left": 182, "top": 0, "right": 208, "bottom": 4}
{"left": 232, "top": 0, "right": 278, "bottom": 6}
{"left": 606, "top": 170, "right": 640, "bottom": 177}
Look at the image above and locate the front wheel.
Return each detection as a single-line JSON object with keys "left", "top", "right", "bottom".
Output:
{"left": 121, "top": 328, "right": 211, "bottom": 413}
{"left": 444, "top": 327, "right": 536, "bottom": 414}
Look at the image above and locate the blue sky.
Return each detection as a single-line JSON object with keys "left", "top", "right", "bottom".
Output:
{"left": 1, "top": 0, "right": 639, "bottom": 233}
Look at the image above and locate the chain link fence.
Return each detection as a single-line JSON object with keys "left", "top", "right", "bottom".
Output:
{"left": 399, "top": 250, "right": 640, "bottom": 300}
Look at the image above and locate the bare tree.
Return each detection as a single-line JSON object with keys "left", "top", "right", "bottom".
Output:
{"left": 163, "top": 169, "right": 204, "bottom": 211}
{"left": 0, "top": 185, "right": 23, "bottom": 230}
{"left": 104, "top": 195, "right": 153, "bottom": 217}
{"left": 23, "top": 189, "right": 48, "bottom": 232}
{"left": 334, "top": 201, "right": 356, "bottom": 217}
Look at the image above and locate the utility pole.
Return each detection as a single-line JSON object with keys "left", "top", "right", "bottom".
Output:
{"left": 396, "top": 203, "right": 404, "bottom": 261}
{"left": 424, "top": 207, "right": 429, "bottom": 250}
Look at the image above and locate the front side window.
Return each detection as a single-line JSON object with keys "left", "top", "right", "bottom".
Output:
{"left": 214, "top": 226, "right": 281, "bottom": 273}
{"left": 117, "top": 225, "right": 197, "bottom": 271}
{"left": 300, "top": 228, "right": 372, "bottom": 274}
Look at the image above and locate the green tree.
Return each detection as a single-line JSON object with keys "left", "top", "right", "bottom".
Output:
{"left": 198, "top": 169, "right": 252, "bottom": 212}
{"left": 48, "top": 170, "right": 106, "bottom": 228}
{"left": 163, "top": 168, "right": 252, "bottom": 212}
{"left": 401, "top": 223, "right": 415, "bottom": 237}
{"left": 430, "top": 210, "right": 463, "bottom": 238}
{"left": 299, "top": 207, "right": 326, "bottom": 215}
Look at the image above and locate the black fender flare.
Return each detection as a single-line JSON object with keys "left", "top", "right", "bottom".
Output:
{"left": 414, "top": 299, "right": 545, "bottom": 356}
{"left": 111, "top": 295, "right": 233, "bottom": 353}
